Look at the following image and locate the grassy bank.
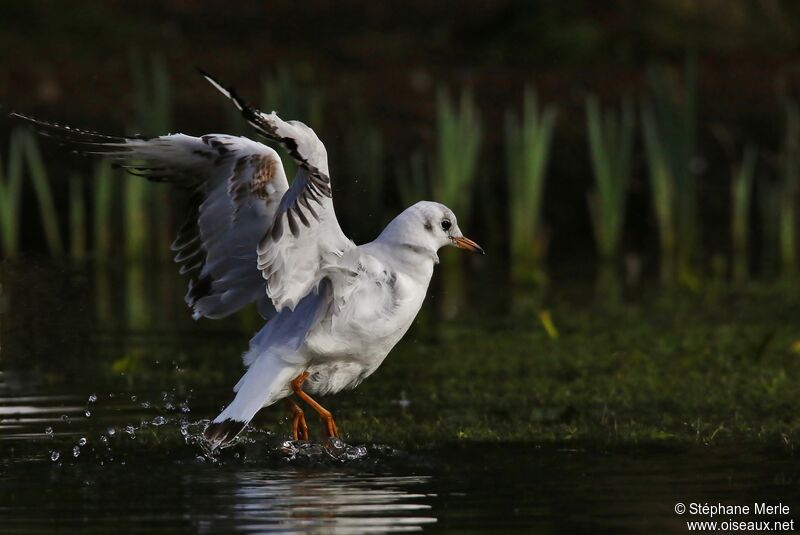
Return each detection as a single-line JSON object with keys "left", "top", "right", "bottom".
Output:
{"left": 334, "top": 285, "right": 800, "bottom": 449}
{"left": 3, "top": 260, "right": 799, "bottom": 452}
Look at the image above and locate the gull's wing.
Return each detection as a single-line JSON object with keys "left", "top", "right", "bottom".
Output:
{"left": 201, "top": 71, "right": 354, "bottom": 312}
{"left": 12, "top": 114, "right": 289, "bottom": 320}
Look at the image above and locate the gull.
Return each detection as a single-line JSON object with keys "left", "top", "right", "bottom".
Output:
{"left": 11, "top": 71, "right": 484, "bottom": 448}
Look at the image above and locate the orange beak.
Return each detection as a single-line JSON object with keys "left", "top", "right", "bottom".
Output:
{"left": 452, "top": 236, "right": 485, "bottom": 255}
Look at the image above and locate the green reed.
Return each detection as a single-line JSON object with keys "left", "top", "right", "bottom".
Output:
{"left": 432, "top": 87, "right": 482, "bottom": 316}
{"left": 128, "top": 51, "right": 173, "bottom": 260}
{"left": 92, "top": 161, "right": 114, "bottom": 260}
{"left": 730, "top": 145, "right": 757, "bottom": 283}
{"left": 0, "top": 131, "right": 24, "bottom": 257}
{"left": 641, "top": 56, "right": 698, "bottom": 285}
{"left": 505, "top": 87, "right": 557, "bottom": 285}
{"left": 21, "top": 131, "right": 63, "bottom": 256}
{"left": 586, "top": 95, "right": 634, "bottom": 263}
{"left": 69, "top": 173, "right": 87, "bottom": 261}
{"left": 433, "top": 87, "right": 482, "bottom": 225}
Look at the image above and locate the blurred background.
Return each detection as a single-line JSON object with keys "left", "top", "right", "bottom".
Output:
{"left": 4, "top": 0, "right": 800, "bottom": 294}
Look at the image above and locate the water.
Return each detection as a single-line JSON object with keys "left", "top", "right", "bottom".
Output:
{"left": 3, "top": 417, "right": 800, "bottom": 533}
{"left": 2, "top": 260, "right": 800, "bottom": 532}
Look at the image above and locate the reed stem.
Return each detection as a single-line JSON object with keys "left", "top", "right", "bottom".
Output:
{"left": 22, "top": 131, "right": 63, "bottom": 256}
{"left": 641, "top": 55, "right": 698, "bottom": 285}
{"left": 505, "top": 87, "right": 557, "bottom": 285}
{"left": 586, "top": 95, "right": 634, "bottom": 263}
{"left": 0, "top": 131, "right": 25, "bottom": 257}
{"left": 69, "top": 173, "right": 87, "bottom": 262}
{"left": 730, "top": 145, "right": 757, "bottom": 283}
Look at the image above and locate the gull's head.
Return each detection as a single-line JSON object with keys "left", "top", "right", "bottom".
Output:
{"left": 383, "top": 201, "right": 484, "bottom": 257}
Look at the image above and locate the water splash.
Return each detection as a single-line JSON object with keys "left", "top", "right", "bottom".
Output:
{"left": 280, "top": 437, "right": 369, "bottom": 462}
{"left": 29, "top": 390, "right": 377, "bottom": 467}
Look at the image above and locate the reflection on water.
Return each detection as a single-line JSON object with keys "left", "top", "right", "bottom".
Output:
{"left": 0, "top": 388, "right": 438, "bottom": 534}
{"left": 2, "top": 383, "right": 800, "bottom": 533}
{"left": 201, "top": 472, "right": 436, "bottom": 534}
{"left": 3, "top": 261, "right": 800, "bottom": 532}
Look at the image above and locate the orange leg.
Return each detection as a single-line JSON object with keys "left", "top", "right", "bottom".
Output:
{"left": 290, "top": 371, "right": 339, "bottom": 438}
{"left": 285, "top": 398, "right": 309, "bottom": 441}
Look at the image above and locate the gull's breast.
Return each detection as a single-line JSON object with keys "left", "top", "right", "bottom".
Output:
{"left": 300, "top": 268, "right": 427, "bottom": 395}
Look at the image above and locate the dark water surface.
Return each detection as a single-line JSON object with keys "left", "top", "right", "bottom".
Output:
{"left": 3, "top": 415, "right": 800, "bottom": 534}
{"left": 2, "top": 260, "right": 800, "bottom": 533}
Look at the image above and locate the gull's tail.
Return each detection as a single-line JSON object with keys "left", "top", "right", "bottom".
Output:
{"left": 203, "top": 280, "right": 331, "bottom": 449}
{"left": 203, "top": 347, "right": 301, "bottom": 447}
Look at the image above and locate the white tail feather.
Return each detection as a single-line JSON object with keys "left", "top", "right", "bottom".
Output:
{"left": 212, "top": 350, "right": 301, "bottom": 427}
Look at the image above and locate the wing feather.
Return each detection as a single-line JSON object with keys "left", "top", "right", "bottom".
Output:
{"left": 12, "top": 113, "right": 290, "bottom": 320}
{"left": 200, "top": 71, "right": 354, "bottom": 312}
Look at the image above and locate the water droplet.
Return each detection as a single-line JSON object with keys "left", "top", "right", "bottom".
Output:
{"left": 130, "top": 395, "right": 137, "bottom": 402}
{"left": 179, "top": 403, "right": 190, "bottom": 413}
{"left": 195, "top": 455, "right": 206, "bottom": 464}
{"left": 106, "top": 427, "right": 116, "bottom": 436}
{"left": 88, "top": 394, "right": 97, "bottom": 403}
{"left": 151, "top": 416, "right": 166, "bottom": 426}
{"left": 84, "top": 410, "right": 91, "bottom": 418}
{"left": 78, "top": 437, "right": 87, "bottom": 446}
{"left": 50, "top": 451, "right": 60, "bottom": 462}
{"left": 140, "top": 401, "right": 151, "bottom": 409}
{"left": 108, "top": 393, "right": 115, "bottom": 398}
{"left": 44, "top": 426, "right": 54, "bottom": 437}
{"left": 60, "top": 415, "right": 70, "bottom": 423}
{"left": 346, "top": 445, "right": 369, "bottom": 461}
{"left": 124, "top": 425, "right": 136, "bottom": 436}
{"left": 164, "top": 402, "right": 175, "bottom": 411}
{"left": 100, "top": 436, "right": 108, "bottom": 445}
{"left": 72, "top": 446, "right": 80, "bottom": 458}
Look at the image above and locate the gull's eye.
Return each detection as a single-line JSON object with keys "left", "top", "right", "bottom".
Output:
{"left": 441, "top": 219, "right": 451, "bottom": 231}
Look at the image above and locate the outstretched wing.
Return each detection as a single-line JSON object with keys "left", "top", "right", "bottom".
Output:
{"left": 201, "top": 71, "right": 354, "bottom": 312}
{"left": 12, "top": 114, "right": 289, "bottom": 320}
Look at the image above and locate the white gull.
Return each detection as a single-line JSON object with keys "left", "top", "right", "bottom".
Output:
{"left": 12, "top": 71, "right": 484, "bottom": 448}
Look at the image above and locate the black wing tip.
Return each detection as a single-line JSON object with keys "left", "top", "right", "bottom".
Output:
{"left": 195, "top": 66, "right": 216, "bottom": 84}
{"left": 197, "top": 67, "right": 233, "bottom": 97}
{"left": 9, "top": 111, "right": 45, "bottom": 126}
{"left": 203, "top": 418, "right": 247, "bottom": 449}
